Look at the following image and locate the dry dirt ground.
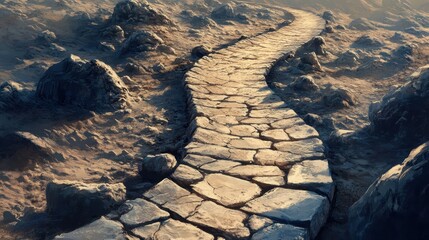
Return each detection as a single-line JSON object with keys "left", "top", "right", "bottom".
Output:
{"left": 0, "top": 0, "right": 429, "bottom": 239}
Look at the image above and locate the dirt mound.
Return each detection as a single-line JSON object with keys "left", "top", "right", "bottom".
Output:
{"left": 36, "top": 55, "right": 129, "bottom": 111}
{"left": 111, "top": 0, "right": 173, "bottom": 25}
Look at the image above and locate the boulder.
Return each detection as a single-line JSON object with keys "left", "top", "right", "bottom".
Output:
{"left": 349, "top": 142, "right": 429, "bottom": 240}
{"left": 299, "top": 52, "right": 323, "bottom": 72}
{"left": 290, "top": 75, "right": 319, "bottom": 91}
{"left": 138, "top": 153, "right": 177, "bottom": 179}
{"left": 119, "top": 30, "right": 164, "bottom": 55}
{"left": 46, "top": 180, "right": 126, "bottom": 224}
{"left": 0, "top": 81, "right": 23, "bottom": 111}
{"left": 211, "top": 4, "right": 235, "bottom": 20}
{"left": 354, "top": 35, "right": 383, "bottom": 47}
{"left": 323, "top": 86, "right": 357, "bottom": 108}
{"left": 322, "top": 11, "right": 335, "bottom": 22}
{"left": 111, "top": 0, "right": 172, "bottom": 25}
{"left": 35, "top": 30, "right": 57, "bottom": 46}
{"left": 100, "top": 25, "right": 125, "bottom": 42}
{"left": 190, "top": 15, "right": 218, "bottom": 28}
{"left": 335, "top": 50, "right": 360, "bottom": 67}
{"left": 191, "top": 45, "right": 212, "bottom": 59}
{"left": 369, "top": 65, "right": 429, "bottom": 144}
{"left": 37, "top": 55, "right": 129, "bottom": 110}
{"left": 349, "top": 18, "right": 377, "bottom": 30}
{"left": 301, "top": 36, "right": 327, "bottom": 56}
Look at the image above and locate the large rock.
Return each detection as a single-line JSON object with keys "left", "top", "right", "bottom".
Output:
{"left": 119, "top": 30, "right": 164, "bottom": 55}
{"left": 111, "top": 0, "right": 172, "bottom": 25}
{"left": 138, "top": 153, "right": 177, "bottom": 179}
{"left": 300, "top": 36, "right": 327, "bottom": 56}
{"left": 0, "top": 81, "right": 23, "bottom": 111}
{"left": 37, "top": 55, "right": 129, "bottom": 110}
{"left": 211, "top": 3, "right": 235, "bottom": 20}
{"left": 46, "top": 180, "right": 126, "bottom": 224}
{"left": 349, "top": 142, "right": 429, "bottom": 240}
{"left": 369, "top": 65, "right": 429, "bottom": 144}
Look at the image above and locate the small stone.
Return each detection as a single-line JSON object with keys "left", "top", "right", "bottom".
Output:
{"left": 253, "top": 176, "right": 285, "bottom": 186}
{"left": 138, "top": 153, "right": 177, "bottom": 179}
{"left": 119, "top": 199, "right": 169, "bottom": 228}
{"left": 192, "top": 45, "right": 212, "bottom": 59}
{"left": 171, "top": 165, "right": 204, "bottom": 185}
{"left": 290, "top": 76, "right": 319, "bottom": 91}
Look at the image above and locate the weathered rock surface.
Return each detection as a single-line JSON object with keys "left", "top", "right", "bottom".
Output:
{"left": 111, "top": 0, "right": 172, "bottom": 25}
{"left": 119, "top": 30, "right": 164, "bottom": 55}
{"left": 36, "top": 55, "right": 129, "bottom": 110}
{"left": 54, "top": 217, "right": 130, "bottom": 240}
{"left": 0, "top": 82, "right": 23, "bottom": 110}
{"left": 46, "top": 180, "right": 126, "bottom": 224}
{"left": 138, "top": 153, "right": 177, "bottom": 179}
{"left": 349, "top": 18, "right": 377, "bottom": 30}
{"left": 211, "top": 4, "right": 235, "bottom": 20}
{"left": 369, "top": 65, "right": 429, "bottom": 144}
{"left": 119, "top": 199, "right": 169, "bottom": 228}
{"left": 349, "top": 142, "right": 429, "bottom": 240}
{"left": 252, "top": 224, "right": 309, "bottom": 240}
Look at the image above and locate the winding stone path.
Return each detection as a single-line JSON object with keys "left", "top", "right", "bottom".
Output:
{"left": 55, "top": 7, "right": 333, "bottom": 240}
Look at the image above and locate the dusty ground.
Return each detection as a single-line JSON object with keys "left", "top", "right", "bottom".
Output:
{"left": 1, "top": 0, "right": 429, "bottom": 239}
{"left": 0, "top": 0, "right": 293, "bottom": 239}
{"left": 267, "top": 7, "right": 429, "bottom": 240}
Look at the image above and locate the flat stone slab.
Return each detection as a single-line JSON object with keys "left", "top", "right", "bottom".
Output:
{"left": 55, "top": 217, "right": 129, "bottom": 240}
{"left": 288, "top": 160, "right": 335, "bottom": 200}
{"left": 274, "top": 138, "right": 325, "bottom": 155}
{"left": 119, "top": 199, "right": 169, "bottom": 228}
{"left": 227, "top": 165, "right": 285, "bottom": 178}
{"left": 251, "top": 223, "right": 309, "bottom": 240}
{"left": 155, "top": 219, "right": 214, "bottom": 240}
{"left": 187, "top": 201, "right": 250, "bottom": 238}
{"left": 241, "top": 188, "right": 329, "bottom": 238}
{"left": 171, "top": 164, "right": 204, "bottom": 185}
{"left": 192, "top": 173, "right": 261, "bottom": 207}
{"left": 285, "top": 125, "right": 319, "bottom": 140}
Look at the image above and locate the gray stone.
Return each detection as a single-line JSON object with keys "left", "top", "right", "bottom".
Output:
{"left": 242, "top": 188, "right": 329, "bottom": 238}
{"left": 54, "top": 217, "right": 128, "bottom": 240}
{"left": 138, "top": 153, "right": 177, "bottom": 179}
{"left": 37, "top": 55, "right": 129, "bottom": 110}
{"left": 288, "top": 160, "right": 334, "bottom": 200}
{"left": 171, "top": 164, "right": 204, "bottom": 185}
{"left": 274, "top": 138, "right": 325, "bottom": 155}
{"left": 155, "top": 219, "right": 214, "bottom": 240}
{"left": 290, "top": 76, "right": 319, "bottom": 91}
{"left": 119, "top": 199, "right": 169, "bottom": 228}
{"left": 323, "top": 86, "right": 357, "bottom": 108}
{"left": 187, "top": 201, "right": 250, "bottom": 238}
{"left": 200, "top": 160, "right": 241, "bottom": 172}
{"left": 46, "top": 180, "right": 126, "bottom": 224}
{"left": 251, "top": 223, "right": 309, "bottom": 240}
{"left": 119, "top": 30, "right": 164, "bottom": 55}
{"left": 349, "top": 142, "right": 429, "bottom": 240}
{"left": 227, "top": 165, "right": 284, "bottom": 178}
{"left": 192, "top": 173, "right": 261, "bottom": 207}
{"left": 131, "top": 222, "right": 161, "bottom": 239}
{"left": 285, "top": 124, "right": 319, "bottom": 140}
{"left": 111, "top": 0, "right": 172, "bottom": 25}
{"left": 228, "top": 138, "right": 272, "bottom": 150}
{"left": 248, "top": 215, "right": 273, "bottom": 232}
{"left": 144, "top": 179, "right": 191, "bottom": 205}
{"left": 261, "top": 129, "right": 290, "bottom": 141}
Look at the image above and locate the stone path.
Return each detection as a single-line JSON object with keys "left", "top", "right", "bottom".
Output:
{"left": 55, "top": 8, "right": 333, "bottom": 240}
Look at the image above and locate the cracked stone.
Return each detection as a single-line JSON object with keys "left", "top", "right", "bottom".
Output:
{"left": 227, "top": 165, "right": 285, "bottom": 178}
{"left": 171, "top": 165, "right": 204, "bottom": 185}
{"left": 271, "top": 117, "right": 305, "bottom": 129}
{"left": 163, "top": 194, "right": 204, "bottom": 218}
{"left": 285, "top": 125, "right": 319, "bottom": 140}
{"left": 119, "top": 199, "right": 169, "bottom": 228}
{"left": 154, "top": 219, "right": 214, "bottom": 240}
{"left": 193, "top": 128, "right": 237, "bottom": 146}
{"left": 230, "top": 125, "right": 259, "bottom": 137}
{"left": 241, "top": 188, "right": 329, "bottom": 239}
{"left": 200, "top": 160, "right": 241, "bottom": 172}
{"left": 261, "top": 129, "right": 290, "bottom": 141}
{"left": 183, "top": 154, "right": 216, "bottom": 168}
{"left": 274, "top": 138, "right": 325, "bottom": 155}
{"left": 255, "top": 149, "right": 303, "bottom": 166}
{"left": 287, "top": 160, "right": 334, "bottom": 200}
{"left": 248, "top": 215, "right": 274, "bottom": 232}
{"left": 187, "top": 201, "right": 250, "bottom": 238}
{"left": 192, "top": 173, "right": 261, "bottom": 207}
{"left": 249, "top": 108, "right": 297, "bottom": 119}
{"left": 228, "top": 138, "right": 272, "bottom": 150}
{"left": 253, "top": 176, "right": 286, "bottom": 186}
{"left": 131, "top": 222, "right": 161, "bottom": 239}
{"left": 251, "top": 223, "right": 309, "bottom": 240}
{"left": 144, "top": 179, "right": 191, "bottom": 205}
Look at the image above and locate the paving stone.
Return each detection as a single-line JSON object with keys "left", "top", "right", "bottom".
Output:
{"left": 200, "top": 160, "right": 241, "bottom": 172}
{"left": 192, "top": 173, "right": 261, "bottom": 207}
{"left": 171, "top": 165, "right": 204, "bottom": 185}
{"left": 154, "top": 219, "right": 214, "bottom": 240}
{"left": 251, "top": 223, "right": 309, "bottom": 240}
{"left": 193, "top": 128, "right": 237, "bottom": 146}
{"left": 54, "top": 217, "right": 128, "bottom": 240}
{"left": 285, "top": 124, "right": 319, "bottom": 140}
{"left": 253, "top": 176, "right": 286, "bottom": 186}
{"left": 131, "top": 222, "right": 161, "bottom": 239}
{"left": 287, "top": 160, "right": 335, "bottom": 200}
{"left": 230, "top": 125, "right": 260, "bottom": 137}
{"left": 227, "top": 165, "right": 285, "bottom": 178}
{"left": 187, "top": 201, "right": 250, "bottom": 238}
{"left": 119, "top": 199, "right": 169, "bottom": 228}
{"left": 271, "top": 117, "right": 305, "bottom": 129}
{"left": 228, "top": 138, "right": 272, "bottom": 150}
{"left": 249, "top": 108, "right": 297, "bottom": 119}
{"left": 261, "top": 129, "right": 290, "bottom": 141}
{"left": 163, "top": 194, "right": 204, "bottom": 218}
{"left": 241, "top": 188, "right": 329, "bottom": 239}
{"left": 195, "top": 117, "right": 230, "bottom": 134}
{"left": 144, "top": 179, "right": 191, "bottom": 205}
{"left": 248, "top": 215, "right": 274, "bottom": 232}
{"left": 255, "top": 149, "right": 302, "bottom": 167}
{"left": 274, "top": 138, "right": 325, "bottom": 155}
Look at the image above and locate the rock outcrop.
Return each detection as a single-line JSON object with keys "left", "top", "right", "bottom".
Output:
{"left": 36, "top": 55, "right": 129, "bottom": 110}
{"left": 0, "top": 81, "right": 23, "bottom": 111}
{"left": 119, "top": 30, "right": 164, "bottom": 55}
{"left": 369, "top": 65, "right": 429, "bottom": 144}
{"left": 111, "top": 0, "right": 172, "bottom": 25}
{"left": 46, "top": 180, "right": 126, "bottom": 224}
{"left": 349, "top": 142, "right": 429, "bottom": 240}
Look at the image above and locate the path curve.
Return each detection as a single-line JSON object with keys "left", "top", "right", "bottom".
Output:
{"left": 55, "top": 8, "right": 333, "bottom": 240}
